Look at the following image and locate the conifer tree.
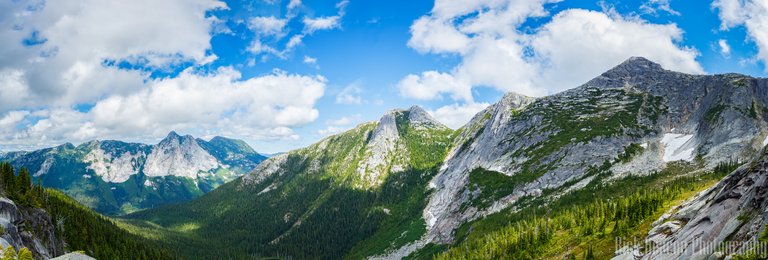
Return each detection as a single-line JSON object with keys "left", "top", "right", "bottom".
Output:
{"left": 2, "top": 246, "right": 16, "bottom": 260}
{"left": 17, "top": 168, "right": 31, "bottom": 195}
{"left": 17, "top": 248, "right": 33, "bottom": 260}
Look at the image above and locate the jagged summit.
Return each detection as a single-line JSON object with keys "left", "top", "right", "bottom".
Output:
{"left": 407, "top": 105, "right": 446, "bottom": 128}
{"left": 377, "top": 105, "right": 446, "bottom": 129}
{"left": 611, "top": 56, "right": 665, "bottom": 73}
{"left": 165, "top": 130, "right": 181, "bottom": 139}
{"left": 160, "top": 130, "right": 188, "bottom": 143}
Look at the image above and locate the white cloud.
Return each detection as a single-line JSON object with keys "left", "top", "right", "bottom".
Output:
{"left": 303, "top": 55, "right": 319, "bottom": 68}
{"left": 713, "top": 0, "right": 768, "bottom": 70}
{"left": 336, "top": 82, "right": 364, "bottom": 104}
{"left": 317, "top": 113, "right": 361, "bottom": 136}
{"left": 400, "top": 1, "right": 703, "bottom": 100}
{"left": 327, "top": 114, "right": 361, "bottom": 126}
{"left": 317, "top": 126, "right": 346, "bottom": 136}
{"left": 528, "top": 9, "right": 703, "bottom": 91}
{"left": 303, "top": 16, "right": 341, "bottom": 33}
{"left": 247, "top": 0, "right": 348, "bottom": 59}
{"left": 287, "top": 35, "right": 304, "bottom": 50}
{"left": 398, "top": 71, "right": 471, "bottom": 101}
{"left": 0, "top": 68, "right": 326, "bottom": 150}
{"left": 719, "top": 39, "right": 732, "bottom": 57}
{"left": 0, "top": 0, "right": 226, "bottom": 111}
{"left": 0, "top": 111, "right": 30, "bottom": 129}
{"left": 430, "top": 103, "right": 491, "bottom": 129}
{"left": 247, "top": 39, "right": 280, "bottom": 56}
{"left": 249, "top": 16, "right": 287, "bottom": 36}
{"left": 640, "top": 0, "right": 680, "bottom": 16}
{"left": 288, "top": 0, "right": 302, "bottom": 10}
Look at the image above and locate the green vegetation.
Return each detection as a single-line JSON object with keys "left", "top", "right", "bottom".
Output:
{"left": 705, "top": 104, "right": 727, "bottom": 123}
{"left": 0, "top": 162, "right": 176, "bottom": 259}
{"left": 466, "top": 89, "right": 666, "bottom": 206}
{"left": 3, "top": 246, "right": 16, "bottom": 260}
{"left": 0, "top": 137, "right": 265, "bottom": 216}
{"left": 466, "top": 168, "right": 525, "bottom": 209}
{"left": 616, "top": 143, "right": 645, "bottom": 163}
{"left": 125, "top": 115, "right": 456, "bottom": 259}
{"left": 425, "top": 161, "right": 740, "bottom": 259}
{"left": 749, "top": 101, "right": 758, "bottom": 119}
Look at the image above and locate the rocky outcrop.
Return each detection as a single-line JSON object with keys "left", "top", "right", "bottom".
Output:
{"left": 83, "top": 141, "right": 146, "bottom": 183}
{"left": 143, "top": 132, "right": 220, "bottom": 178}
{"left": 627, "top": 149, "right": 768, "bottom": 259}
{"left": 0, "top": 197, "right": 65, "bottom": 259}
{"left": 390, "top": 57, "right": 768, "bottom": 255}
{"left": 51, "top": 252, "right": 96, "bottom": 260}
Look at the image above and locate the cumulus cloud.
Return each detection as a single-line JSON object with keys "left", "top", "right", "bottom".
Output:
{"left": 398, "top": 71, "right": 471, "bottom": 101}
{"left": 0, "top": 1, "right": 334, "bottom": 150}
{"left": 713, "top": 0, "right": 768, "bottom": 70}
{"left": 0, "top": 0, "right": 225, "bottom": 111}
{"left": 0, "top": 68, "right": 326, "bottom": 150}
{"left": 399, "top": 0, "right": 703, "bottom": 100}
{"left": 249, "top": 16, "right": 287, "bottom": 36}
{"left": 430, "top": 103, "right": 490, "bottom": 129}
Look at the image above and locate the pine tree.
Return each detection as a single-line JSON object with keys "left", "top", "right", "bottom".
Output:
{"left": 584, "top": 246, "right": 595, "bottom": 260}
{"left": 17, "top": 167, "right": 31, "bottom": 195}
{"left": 17, "top": 247, "right": 33, "bottom": 260}
{"left": 2, "top": 246, "right": 16, "bottom": 260}
{"left": 1, "top": 163, "right": 15, "bottom": 196}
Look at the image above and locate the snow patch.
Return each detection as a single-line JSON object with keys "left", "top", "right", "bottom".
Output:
{"left": 640, "top": 142, "right": 649, "bottom": 149}
{"left": 82, "top": 174, "right": 91, "bottom": 179}
{"left": 661, "top": 133, "right": 695, "bottom": 162}
{"left": 763, "top": 135, "right": 768, "bottom": 147}
{"left": 143, "top": 180, "right": 153, "bottom": 187}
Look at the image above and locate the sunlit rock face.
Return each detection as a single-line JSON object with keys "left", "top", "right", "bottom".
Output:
{"left": 0, "top": 132, "right": 266, "bottom": 215}
{"left": 399, "top": 57, "right": 768, "bottom": 256}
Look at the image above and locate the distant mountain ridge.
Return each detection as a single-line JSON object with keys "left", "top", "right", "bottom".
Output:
{"left": 0, "top": 132, "right": 266, "bottom": 215}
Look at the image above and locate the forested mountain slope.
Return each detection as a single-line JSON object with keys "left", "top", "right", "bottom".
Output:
{"left": 127, "top": 106, "right": 455, "bottom": 259}
{"left": 0, "top": 162, "right": 177, "bottom": 259}
{"left": 128, "top": 57, "right": 768, "bottom": 259}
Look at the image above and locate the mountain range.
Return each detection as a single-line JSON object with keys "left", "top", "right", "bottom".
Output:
{"left": 120, "top": 57, "right": 768, "bottom": 259}
{"left": 0, "top": 132, "right": 266, "bottom": 215}
{"left": 5, "top": 57, "right": 768, "bottom": 259}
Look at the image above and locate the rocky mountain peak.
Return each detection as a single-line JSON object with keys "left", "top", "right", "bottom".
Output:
{"left": 144, "top": 131, "right": 219, "bottom": 178}
{"left": 611, "top": 56, "right": 665, "bottom": 73}
{"left": 165, "top": 130, "right": 180, "bottom": 139}
{"left": 499, "top": 92, "right": 535, "bottom": 110}
{"left": 407, "top": 105, "right": 446, "bottom": 128}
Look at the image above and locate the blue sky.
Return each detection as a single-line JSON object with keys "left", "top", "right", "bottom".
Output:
{"left": 0, "top": 0, "right": 767, "bottom": 153}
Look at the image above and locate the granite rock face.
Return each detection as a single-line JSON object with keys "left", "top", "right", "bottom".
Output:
{"left": 0, "top": 132, "right": 266, "bottom": 215}
{"left": 625, "top": 148, "right": 768, "bottom": 259}
{"left": 393, "top": 57, "right": 768, "bottom": 255}
{"left": 0, "top": 197, "right": 64, "bottom": 259}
